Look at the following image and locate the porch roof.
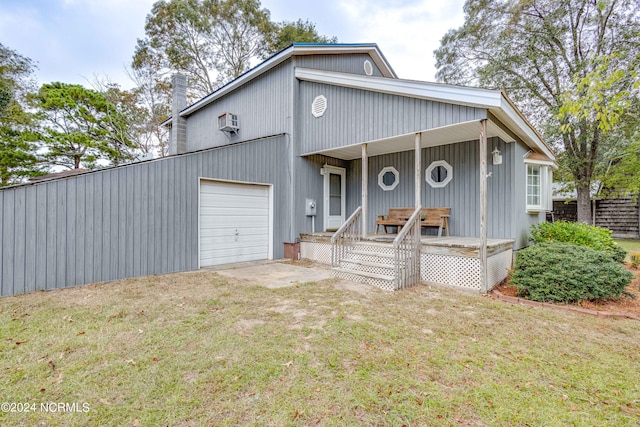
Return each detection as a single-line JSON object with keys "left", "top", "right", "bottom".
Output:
{"left": 296, "top": 68, "right": 556, "bottom": 161}
{"left": 300, "top": 120, "right": 515, "bottom": 160}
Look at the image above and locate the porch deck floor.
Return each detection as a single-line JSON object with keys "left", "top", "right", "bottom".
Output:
{"left": 299, "top": 232, "right": 514, "bottom": 249}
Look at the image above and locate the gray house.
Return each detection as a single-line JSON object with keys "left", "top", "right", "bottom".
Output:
{"left": 0, "top": 43, "right": 555, "bottom": 297}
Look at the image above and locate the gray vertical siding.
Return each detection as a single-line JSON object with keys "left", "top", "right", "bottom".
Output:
{"left": 298, "top": 81, "right": 487, "bottom": 154}
{"left": 293, "top": 154, "right": 348, "bottom": 235}
{"left": 326, "top": 138, "right": 521, "bottom": 239}
{"left": 186, "top": 62, "right": 292, "bottom": 152}
{"left": 295, "top": 53, "right": 386, "bottom": 77}
{"left": 0, "top": 136, "right": 290, "bottom": 297}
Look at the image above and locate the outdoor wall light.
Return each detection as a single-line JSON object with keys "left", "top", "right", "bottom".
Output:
{"left": 492, "top": 147, "right": 503, "bottom": 165}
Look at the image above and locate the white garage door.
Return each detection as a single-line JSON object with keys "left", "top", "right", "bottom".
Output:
{"left": 199, "top": 180, "right": 271, "bottom": 267}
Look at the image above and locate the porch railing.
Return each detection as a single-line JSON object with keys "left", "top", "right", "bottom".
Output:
{"left": 330, "top": 206, "right": 362, "bottom": 267}
{"left": 392, "top": 205, "right": 422, "bottom": 290}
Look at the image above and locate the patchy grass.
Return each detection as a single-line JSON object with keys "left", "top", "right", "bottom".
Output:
{"left": 1, "top": 269, "right": 639, "bottom": 426}
{"left": 616, "top": 239, "right": 640, "bottom": 263}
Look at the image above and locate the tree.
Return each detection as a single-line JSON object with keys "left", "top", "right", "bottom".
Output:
{"left": 265, "top": 19, "right": 338, "bottom": 56}
{"left": 124, "top": 68, "right": 171, "bottom": 156}
{"left": 92, "top": 74, "right": 170, "bottom": 157}
{"left": 435, "top": 0, "right": 640, "bottom": 223}
{"left": 133, "top": 0, "right": 273, "bottom": 99}
{"left": 0, "top": 43, "right": 42, "bottom": 186}
{"left": 30, "top": 82, "right": 137, "bottom": 169}
{"left": 132, "top": 0, "right": 337, "bottom": 100}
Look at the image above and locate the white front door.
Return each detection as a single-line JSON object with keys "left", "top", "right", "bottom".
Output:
{"left": 323, "top": 165, "right": 346, "bottom": 231}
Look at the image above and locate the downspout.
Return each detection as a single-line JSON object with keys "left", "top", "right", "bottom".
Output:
{"left": 415, "top": 133, "right": 421, "bottom": 207}
{"left": 289, "top": 59, "right": 297, "bottom": 243}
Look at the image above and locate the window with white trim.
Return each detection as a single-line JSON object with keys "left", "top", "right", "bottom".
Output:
{"left": 426, "top": 160, "right": 453, "bottom": 188}
{"left": 378, "top": 166, "right": 399, "bottom": 191}
{"left": 526, "top": 163, "right": 553, "bottom": 212}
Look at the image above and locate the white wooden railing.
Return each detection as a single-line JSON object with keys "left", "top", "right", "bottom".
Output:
{"left": 330, "top": 206, "right": 362, "bottom": 267}
{"left": 392, "top": 205, "right": 422, "bottom": 290}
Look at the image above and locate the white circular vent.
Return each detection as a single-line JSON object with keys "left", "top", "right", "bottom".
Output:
{"left": 312, "top": 95, "right": 327, "bottom": 118}
{"left": 364, "top": 60, "right": 373, "bottom": 76}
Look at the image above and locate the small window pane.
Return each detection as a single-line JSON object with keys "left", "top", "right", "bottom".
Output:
{"left": 329, "top": 174, "right": 341, "bottom": 196}
{"left": 431, "top": 166, "right": 448, "bottom": 183}
{"left": 382, "top": 171, "right": 396, "bottom": 186}
{"left": 329, "top": 195, "right": 341, "bottom": 215}
{"left": 527, "top": 165, "right": 542, "bottom": 208}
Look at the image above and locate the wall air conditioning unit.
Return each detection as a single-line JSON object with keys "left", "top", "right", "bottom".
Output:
{"left": 218, "top": 113, "right": 239, "bottom": 134}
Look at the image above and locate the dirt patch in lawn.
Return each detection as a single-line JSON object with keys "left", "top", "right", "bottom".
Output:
{"left": 494, "top": 267, "right": 640, "bottom": 317}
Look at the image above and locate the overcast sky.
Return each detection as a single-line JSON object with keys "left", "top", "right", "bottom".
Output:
{"left": 0, "top": 0, "right": 466, "bottom": 90}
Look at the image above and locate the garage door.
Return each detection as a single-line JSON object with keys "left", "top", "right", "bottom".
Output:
{"left": 199, "top": 180, "right": 271, "bottom": 267}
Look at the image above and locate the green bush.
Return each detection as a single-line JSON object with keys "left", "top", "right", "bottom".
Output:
{"left": 511, "top": 242, "right": 634, "bottom": 303}
{"left": 530, "top": 221, "right": 626, "bottom": 263}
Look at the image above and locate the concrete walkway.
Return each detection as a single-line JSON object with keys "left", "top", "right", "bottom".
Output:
{"left": 210, "top": 260, "right": 335, "bottom": 289}
{"left": 207, "top": 260, "right": 375, "bottom": 295}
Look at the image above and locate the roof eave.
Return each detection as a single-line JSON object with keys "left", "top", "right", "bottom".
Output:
{"left": 178, "top": 44, "right": 396, "bottom": 118}
{"left": 295, "top": 67, "right": 556, "bottom": 162}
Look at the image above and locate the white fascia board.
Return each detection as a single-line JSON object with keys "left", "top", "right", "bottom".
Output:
{"left": 180, "top": 44, "right": 395, "bottom": 117}
{"left": 525, "top": 159, "right": 558, "bottom": 169}
{"left": 497, "top": 96, "right": 556, "bottom": 161}
{"left": 295, "top": 67, "right": 503, "bottom": 109}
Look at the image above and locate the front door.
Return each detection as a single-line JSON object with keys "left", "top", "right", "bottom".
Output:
{"left": 323, "top": 165, "right": 346, "bottom": 231}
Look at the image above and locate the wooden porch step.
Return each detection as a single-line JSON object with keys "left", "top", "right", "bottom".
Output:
{"left": 353, "top": 241, "right": 394, "bottom": 248}
{"left": 333, "top": 267, "right": 395, "bottom": 282}
{"left": 349, "top": 249, "right": 394, "bottom": 259}
{"left": 340, "top": 259, "right": 394, "bottom": 269}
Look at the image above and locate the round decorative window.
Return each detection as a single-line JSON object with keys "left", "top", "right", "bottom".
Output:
{"left": 425, "top": 160, "right": 453, "bottom": 188}
{"left": 378, "top": 166, "right": 399, "bottom": 191}
{"left": 364, "top": 60, "right": 373, "bottom": 76}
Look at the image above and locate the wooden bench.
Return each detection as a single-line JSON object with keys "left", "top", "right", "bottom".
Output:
{"left": 376, "top": 207, "right": 450, "bottom": 237}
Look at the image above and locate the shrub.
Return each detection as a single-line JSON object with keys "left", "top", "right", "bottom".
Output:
{"left": 511, "top": 242, "right": 634, "bottom": 303}
{"left": 530, "top": 221, "right": 626, "bottom": 262}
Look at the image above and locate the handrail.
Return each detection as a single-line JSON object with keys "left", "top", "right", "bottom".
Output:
{"left": 392, "top": 205, "right": 422, "bottom": 290}
{"left": 393, "top": 205, "right": 422, "bottom": 248}
{"left": 331, "top": 206, "right": 362, "bottom": 243}
{"left": 330, "top": 206, "right": 362, "bottom": 267}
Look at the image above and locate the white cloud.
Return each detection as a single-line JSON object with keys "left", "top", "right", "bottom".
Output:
{"left": 1, "top": 0, "right": 465, "bottom": 89}
{"left": 336, "top": 0, "right": 464, "bottom": 80}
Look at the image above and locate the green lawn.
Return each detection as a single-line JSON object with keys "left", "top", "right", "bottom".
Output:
{"left": 1, "top": 269, "right": 639, "bottom": 426}
{"left": 616, "top": 239, "right": 640, "bottom": 253}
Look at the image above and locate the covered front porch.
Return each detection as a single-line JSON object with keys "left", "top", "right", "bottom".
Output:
{"left": 302, "top": 118, "right": 505, "bottom": 292}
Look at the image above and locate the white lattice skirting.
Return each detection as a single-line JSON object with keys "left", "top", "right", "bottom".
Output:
{"left": 420, "top": 250, "right": 512, "bottom": 291}
{"left": 300, "top": 241, "right": 513, "bottom": 292}
{"left": 300, "top": 242, "right": 332, "bottom": 265}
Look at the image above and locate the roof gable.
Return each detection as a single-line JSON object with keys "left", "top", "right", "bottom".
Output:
{"left": 178, "top": 43, "right": 395, "bottom": 118}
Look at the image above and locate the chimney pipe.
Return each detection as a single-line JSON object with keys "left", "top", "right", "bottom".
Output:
{"left": 170, "top": 74, "right": 187, "bottom": 155}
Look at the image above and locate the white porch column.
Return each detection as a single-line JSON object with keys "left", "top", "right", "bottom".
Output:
{"left": 362, "top": 143, "right": 368, "bottom": 236}
{"left": 479, "top": 119, "right": 488, "bottom": 293}
{"left": 415, "top": 133, "right": 421, "bottom": 207}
